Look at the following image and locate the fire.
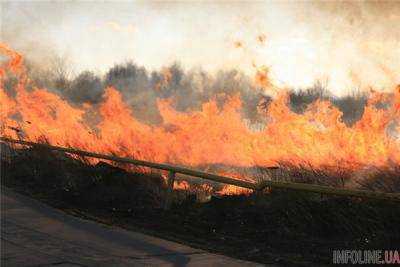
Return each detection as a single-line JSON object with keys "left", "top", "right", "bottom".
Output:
{"left": 216, "top": 184, "right": 253, "bottom": 196}
{"left": 256, "top": 34, "right": 266, "bottom": 45}
{"left": 174, "top": 180, "right": 190, "bottom": 190}
{"left": 0, "top": 43, "right": 24, "bottom": 76}
{"left": 234, "top": 41, "right": 243, "bottom": 48}
{"left": 254, "top": 66, "right": 272, "bottom": 89}
{"left": 1, "top": 44, "right": 400, "bottom": 190}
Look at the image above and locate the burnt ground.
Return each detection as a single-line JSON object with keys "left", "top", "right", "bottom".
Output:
{"left": 1, "top": 143, "right": 399, "bottom": 266}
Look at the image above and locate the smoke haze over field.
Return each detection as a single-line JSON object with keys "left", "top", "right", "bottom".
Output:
{"left": 1, "top": 1, "right": 400, "bottom": 95}
{"left": 1, "top": 3, "right": 400, "bottom": 176}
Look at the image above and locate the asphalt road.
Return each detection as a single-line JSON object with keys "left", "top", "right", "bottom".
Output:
{"left": 1, "top": 187, "right": 269, "bottom": 267}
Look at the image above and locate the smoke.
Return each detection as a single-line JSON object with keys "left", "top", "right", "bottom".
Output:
{"left": 1, "top": 1, "right": 398, "bottom": 126}
{"left": 253, "top": 1, "right": 400, "bottom": 95}
{"left": 1, "top": 2, "right": 63, "bottom": 66}
{"left": 2, "top": 1, "right": 399, "bottom": 95}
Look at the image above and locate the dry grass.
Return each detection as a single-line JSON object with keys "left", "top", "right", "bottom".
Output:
{"left": 1, "top": 143, "right": 399, "bottom": 265}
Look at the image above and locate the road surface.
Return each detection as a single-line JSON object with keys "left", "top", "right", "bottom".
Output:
{"left": 1, "top": 187, "right": 269, "bottom": 266}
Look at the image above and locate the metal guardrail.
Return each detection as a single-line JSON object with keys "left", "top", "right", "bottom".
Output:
{"left": 1, "top": 137, "right": 399, "bottom": 206}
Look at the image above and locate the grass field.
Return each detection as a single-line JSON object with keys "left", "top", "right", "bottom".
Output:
{"left": 1, "top": 143, "right": 399, "bottom": 266}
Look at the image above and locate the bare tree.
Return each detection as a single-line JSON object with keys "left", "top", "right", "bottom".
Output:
{"left": 50, "top": 54, "right": 72, "bottom": 92}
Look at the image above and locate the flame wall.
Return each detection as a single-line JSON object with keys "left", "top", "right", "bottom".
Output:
{"left": 1, "top": 44, "right": 399, "bottom": 176}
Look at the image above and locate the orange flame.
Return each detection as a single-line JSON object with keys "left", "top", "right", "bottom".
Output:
{"left": 234, "top": 41, "right": 243, "bottom": 48}
{"left": 256, "top": 34, "right": 267, "bottom": 45}
{"left": 1, "top": 44, "right": 400, "bottom": 193}
{"left": 254, "top": 66, "right": 272, "bottom": 89}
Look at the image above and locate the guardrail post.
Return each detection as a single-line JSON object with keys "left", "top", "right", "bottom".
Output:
{"left": 255, "top": 188, "right": 263, "bottom": 199}
{"left": 163, "top": 171, "right": 176, "bottom": 210}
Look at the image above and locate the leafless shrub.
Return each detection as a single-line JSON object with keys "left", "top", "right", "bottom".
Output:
{"left": 357, "top": 165, "right": 400, "bottom": 193}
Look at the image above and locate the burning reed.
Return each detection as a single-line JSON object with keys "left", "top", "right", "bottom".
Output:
{"left": 1, "top": 42, "right": 400, "bottom": 191}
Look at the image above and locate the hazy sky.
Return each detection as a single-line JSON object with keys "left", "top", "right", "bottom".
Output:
{"left": 1, "top": 1, "right": 400, "bottom": 95}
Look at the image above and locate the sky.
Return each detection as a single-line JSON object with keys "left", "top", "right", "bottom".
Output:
{"left": 1, "top": 1, "right": 400, "bottom": 95}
